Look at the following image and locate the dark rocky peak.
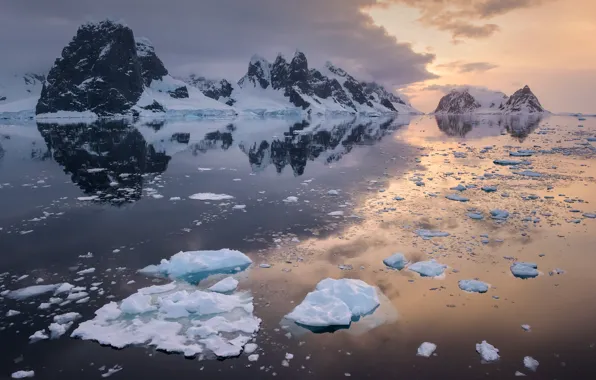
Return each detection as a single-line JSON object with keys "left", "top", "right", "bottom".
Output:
{"left": 362, "top": 82, "right": 407, "bottom": 105}
{"left": 184, "top": 75, "right": 235, "bottom": 105}
{"left": 325, "top": 62, "right": 348, "bottom": 77}
{"left": 500, "top": 85, "right": 545, "bottom": 113}
{"left": 324, "top": 61, "right": 373, "bottom": 107}
{"left": 434, "top": 89, "right": 480, "bottom": 114}
{"left": 270, "top": 54, "right": 290, "bottom": 90}
{"left": 290, "top": 51, "right": 309, "bottom": 83}
{"left": 36, "top": 19, "right": 144, "bottom": 116}
{"left": 238, "top": 55, "right": 271, "bottom": 89}
{"left": 135, "top": 37, "right": 168, "bottom": 86}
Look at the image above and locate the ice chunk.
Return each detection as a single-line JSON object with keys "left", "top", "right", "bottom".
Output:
{"left": 521, "top": 324, "right": 531, "bottom": 332}
{"left": 283, "top": 196, "right": 298, "bottom": 203}
{"left": 510, "top": 150, "right": 534, "bottom": 157}
{"left": 244, "top": 343, "right": 258, "bottom": 354}
{"left": 72, "top": 282, "right": 260, "bottom": 359}
{"left": 248, "top": 354, "right": 259, "bottom": 361}
{"left": 7, "top": 284, "right": 61, "bottom": 300}
{"left": 120, "top": 293, "right": 157, "bottom": 314}
{"left": 6, "top": 309, "right": 21, "bottom": 317}
{"left": 29, "top": 329, "right": 49, "bottom": 342}
{"left": 450, "top": 184, "right": 466, "bottom": 192}
{"left": 408, "top": 260, "right": 447, "bottom": 278}
{"left": 481, "top": 186, "right": 497, "bottom": 193}
{"left": 189, "top": 193, "right": 234, "bottom": 201}
{"left": 11, "top": 371, "right": 34, "bottom": 379}
{"left": 459, "top": 280, "right": 489, "bottom": 293}
{"left": 49, "top": 321, "right": 74, "bottom": 339}
{"left": 523, "top": 356, "right": 539, "bottom": 371}
{"left": 76, "top": 267, "right": 95, "bottom": 275}
{"left": 209, "top": 277, "right": 239, "bottom": 293}
{"left": 383, "top": 253, "right": 408, "bottom": 270}
{"left": 416, "top": 229, "right": 450, "bottom": 239}
{"left": 490, "top": 209, "right": 510, "bottom": 220}
{"left": 328, "top": 211, "right": 344, "bottom": 216}
{"left": 494, "top": 159, "right": 524, "bottom": 166}
{"left": 53, "top": 312, "right": 81, "bottom": 324}
{"left": 285, "top": 278, "right": 380, "bottom": 327}
{"left": 54, "top": 283, "right": 74, "bottom": 295}
{"left": 327, "top": 190, "right": 339, "bottom": 195}
{"left": 101, "top": 365, "right": 122, "bottom": 378}
{"left": 511, "top": 262, "right": 539, "bottom": 279}
{"left": 476, "top": 340, "right": 500, "bottom": 362}
{"left": 139, "top": 249, "right": 252, "bottom": 283}
{"left": 417, "top": 342, "right": 437, "bottom": 357}
{"left": 515, "top": 371, "right": 526, "bottom": 376}
{"left": 445, "top": 194, "right": 469, "bottom": 202}
{"left": 468, "top": 212, "right": 484, "bottom": 220}
{"left": 514, "top": 170, "right": 542, "bottom": 178}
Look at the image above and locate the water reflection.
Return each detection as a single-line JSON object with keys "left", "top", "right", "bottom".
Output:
{"left": 435, "top": 114, "right": 543, "bottom": 140}
{"left": 37, "top": 120, "right": 170, "bottom": 205}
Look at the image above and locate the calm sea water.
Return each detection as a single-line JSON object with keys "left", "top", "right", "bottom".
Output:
{"left": 1, "top": 114, "right": 596, "bottom": 379}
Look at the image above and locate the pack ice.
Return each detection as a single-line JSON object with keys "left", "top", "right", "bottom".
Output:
{"left": 285, "top": 278, "right": 380, "bottom": 327}
{"left": 139, "top": 249, "right": 252, "bottom": 282}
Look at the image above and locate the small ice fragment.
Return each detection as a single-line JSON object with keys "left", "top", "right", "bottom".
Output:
{"left": 49, "top": 321, "right": 74, "bottom": 339}
{"left": 77, "top": 196, "right": 98, "bottom": 201}
{"left": 11, "top": 370, "right": 35, "bottom": 378}
{"left": 54, "top": 283, "right": 74, "bottom": 295}
{"left": 476, "top": 340, "right": 500, "bottom": 362}
{"left": 208, "top": 277, "right": 239, "bottom": 293}
{"left": 54, "top": 312, "right": 81, "bottom": 324}
{"left": 244, "top": 343, "right": 258, "bottom": 354}
{"left": 468, "top": 212, "right": 484, "bottom": 220}
{"left": 523, "top": 356, "right": 539, "bottom": 371}
{"left": 29, "top": 330, "right": 49, "bottom": 342}
{"left": 189, "top": 193, "right": 234, "bottom": 201}
{"left": 327, "top": 190, "right": 339, "bottom": 196}
{"left": 416, "top": 229, "right": 450, "bottom": 239}
{"left": 417, "top": 342, "right": 437, "bottom": 357}
{"left": 511, "top": 262, "right": 539, "bottom": 279}
{"left": 8, "top": 284, "right": 61, "bottom": 300}
{"left": 6, "top": 309, "right": 21, "bottom": 317}
{"left": 459, "top": 280, "right": 489, "bottom": 293}
{"left": 78, "top": 252, "right": 93, "bottom": 258}
{"left": 383, "top": 253, "right": 408, "bottom": 270}
{"left": 328, "top": 211, "right": 344, "bottom": 216}
{"left": 521, "top": 324, "right": 531, "bottom": 332}
{"left": 248, "top": 354, "right": 259, "bottom": 362}
{"left": 259, "top": 263, "right": 271, "bottom": 268}
{"left": 232, "top": 205, "right": 246, "bottom": 210}
{"left": 285, "top": 353, "right": 294, "bottom": 360}
{"left": 445, "top": 194, "right": 469, "bottom": 202}
{"left": 101, "top": 365, "right": 123, "bottom": 378}
{"left": 481, "top": 186, "right": 497, "bottom": 193}
{"left": 77, "top": 268, "right": 95, "bottom": 275}
{"left": 408, "top": 260, "right": 447, "bottom": 278}
{"left": 283, "top": 196, "right": 298, "bottom": 203}
{"left": 490, "top": 209, "right": 510, "bottom": 220}
{"left": 515, "top": 371, "right": 526, "bottom": 376}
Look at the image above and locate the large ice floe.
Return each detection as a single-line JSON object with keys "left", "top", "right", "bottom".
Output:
{"left": 408, "top": 260, "right": 448, "bottom": 278}
{"left": 71, "top": 249, "right": 259, "bottom": 359}
{"left": 511, "top": 262, "right": 539, "bottom": 279}
{"left": 139, "top": 249, "right": 252, "bottom": 283}
{"left": 285, "top": 278, "right": 380, "bottom": 329}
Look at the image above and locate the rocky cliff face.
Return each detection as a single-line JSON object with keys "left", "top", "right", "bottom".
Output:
{"left": 36, "top": 20, "right": 145, "bottom": 116}
{"left": 500, "top": 85, "right": 545, "bottom": 114}
{"left": 434, "top": 90, "right": 481, "bottom": 114}
{"left": 135, "top": 37, "right": 168, "bottom": 87}
{"left": 183, "top": 75, "right": 235, "bottom": 106}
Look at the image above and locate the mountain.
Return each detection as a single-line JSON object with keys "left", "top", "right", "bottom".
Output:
{"left": 433, "top": 85, "right": 546, "bottom": 115}
{"left": 182, "top": 52, "right": 421, "bottom": 117}
{"left": 34, "top": 20, "right": 234, "bottom": 119}
{"left": 0, "top": 73, "right": 45, "bottom": 119}
{"left": 499, "top": 85, "right": 545, "bottom": 114}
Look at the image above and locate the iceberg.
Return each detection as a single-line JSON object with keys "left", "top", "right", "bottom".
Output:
{"left": 139, "top": 249, "right": 252, "bottom": 283}
{"left": 511, "top": 262, "right": 539, "bottom": 279}
{"left": 208, "top": 277, "right": 239, "bottom": 293}
{"left": 476, "top": 340, "right": 500, "bottom": 362}
{"left": 383, "top": 253, "right": 408, "bottom": 270}
{"left": 408, "top": 260, "right": 447, "bottom": 278}
{"left": 71, "top": 282, "right": 260, "bottom": 358}
{"left": 458, "top": 279, "right": 489, "bottom": 293}
{"left": 285, "top": 278, "right": 380, "bottom": 328}
{"left": 417, "top": 342, "right": 437, "bottom": 357}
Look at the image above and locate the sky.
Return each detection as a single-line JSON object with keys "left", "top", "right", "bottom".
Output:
{"left": 0, "top": 0, "right": 593, "bottom": 113}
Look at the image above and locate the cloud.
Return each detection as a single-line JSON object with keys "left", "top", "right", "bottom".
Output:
{"left": 377, "top": 0, "right": 556, "bottom": 40}
{"left": 0, "top": 0, "right": 436, "bottom": 87}
{"left": 421, "top": 84, "right": 498, "bottom": 94}
{"left": 436, "top": 61, "right": 499, "bottom": 73}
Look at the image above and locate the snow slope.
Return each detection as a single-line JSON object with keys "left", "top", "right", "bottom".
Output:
{"left": 0, "top": 74, "right": 45, "bottom": 119}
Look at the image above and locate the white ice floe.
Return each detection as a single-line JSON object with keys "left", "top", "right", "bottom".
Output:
{"left": 77, "top": 268, "right": 96, "bottom": 275}
{"left": 283, "top": 196, "right": 298, "bottom": 203}
{"left": 514, "top": 371, "right": 526, "bottom": 376}
{"left": 417, "top": 342, "right": 437, "bottom": 357}
{"left": 416, "top": 229, "right": 450, "bottom": 239}
{"left": 11, "top": 370, "right": 35, "bottom": 379}
{"left": 445, "top": 194, "right": 469, "bottom": 202}
{"left": 511, "top": 262, "right": 539, "bottom": 279}
{"left": 71, "top": 282, "right": 261, "bottom": 358}
{"left": 327, "top": 190, "right": 339, "bottom": 196}
{"left": 101, "top": 365, "right": 123, "bottom": 378}
{"left": 468, "top": 212, "right": 484, "bottom": 220}
{"left": 54, "top": 312, "right": 81, "bottom": 324}
{"left": 189, "top": 193, "right": 234, "bottom": 201}
{"left": 29, "top": 329, "right": 49, "bottom": 342}
{"left": 383, "top": 253, "right": 408, "bottom": 270}
{"left": 139, "top": 249, "right": 252, "bottom": 281}
{"left": 328, "top": 211, "right": 344, "bottom": 216}
{"left": 54, "top": 283, "right": 74, "bottom": 295}
{"left": 7, "top": 284, "right": 62, "bottom": 300}
{"left": 408, "top": 260, "right": 447, "bottom": 278}
{"left": 285, "top": 278, "right": 380, "bottom": 327}
{"left": 490, "top": 209, "right": 510, "bottom": 220}
{"left": 208, "top": 277, "right": 239, "bottom": 293}
{"left": 49, "top": 322, "right": 74, "bottom": 339}
{"left": 521, "top": 324, "right": 531, "bottom": 332}
{"left": 6, "top": 309, "right": 21, "bottom": 317}
{"left": 523, "top": 356, "right": 539, "bottom": 371}
{"left": 476, "top": 340, "right": 500, "bottom": 362}
{"left": 458, "top": 279, "right": 489, "bottom": 293}
{"left": 248, "top": 354, "right": 259, "bottom": 362}
{"left": 244, "top": 343, "right": 258, "bottom": 354}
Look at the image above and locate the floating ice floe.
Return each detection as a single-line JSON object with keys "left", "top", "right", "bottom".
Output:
{"left": 285, "top": 278, "right": 380, "bottom": 328}
{"left": 481, "top": 186, "right": 497, "bottom": 193}
{"left": 494, "top": 159, "right": 525, "bottom": 166}
{"left": 7, "top": 284, "right": 62, "bottom": 300}
{"left": 6, "top": 309, "right": 21, "bottom": 317}
{"left": 583, "top": 213, "right": 596, "bottom": 219}
{"left": 490, "top": 209, "right": 510, "bottom": 220}
{"left": 208, "top": 277, "right": 239, "bottom": 293}
{"left": 521, "top": 324, "right": 531, "bottom": 332}
{"left": 523, "top": 356, "right": 539, "bottom": 371}
{"left": 511, "top": 262, "right": 539, "bottom": 279}
{"left": 327, "top": 190, "right": 339, "bottom": 196}
{"left": 458, "top": 280, "right": 489, "bottom": 293}
{"left": 510, "top": 150, "right": 534, "bottom": 157}
{"left": 139, "top": 249, "right": 252, "bottom": 283}
{"left": 476, "top": 340, "right": 500, "bottom": 362}
{"left": 328, "top": 211, "right": 344, "bottom": 216}
{"left": 383, "top": 253, "right": 408, "bottom": 270}
{"left": 189, "top": 193, "right": 234, "bottom": 201}
{"left": 29, "top": 329, "right": 49, "bottom": 342}
{"left": 71, "top": 281, "right": 261, "bottom": 358}
{"left": 450, "top": 184, "right": 467, "bottom": 192}
{"left": 393, "top": 196, "right": 404, "bottom": 201}
{"left": 446, "top": 194, "right": 469, "bottom": 202}
{"left": 408, "top": 260, "right": 447, "bottom": 278}
{"left": 416, "top": 229, "right": 450, "bottom": 239}
{"left": 11, "top": 370, "right": 34, "bottom": 379}
{"left": 417, "top": 342, "right": 437, "bottom": 357}
{"left": 514, "top": 170, "right": 542, "bottom": 178}
{"left": 283, "top": 196, "right": 298, "bottom": 203}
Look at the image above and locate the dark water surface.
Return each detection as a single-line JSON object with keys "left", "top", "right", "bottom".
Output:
{"left": 1, "top": 114, "right": 596, "bottom": 379}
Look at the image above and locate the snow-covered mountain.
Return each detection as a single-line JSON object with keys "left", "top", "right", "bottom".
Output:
{"left": 0, "top": 73, "right": 45, "bottom": 119}
{"left": 433, "top": 85, "right": 546, "bottom": 115}
{"left": 181, "top": 52, "right": 421, "bottom": 117}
